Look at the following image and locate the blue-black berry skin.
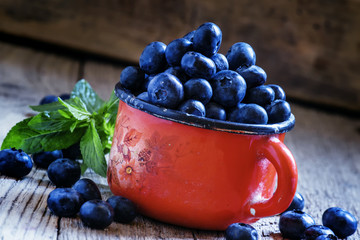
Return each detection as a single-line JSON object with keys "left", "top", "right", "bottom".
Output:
{"left": 268, "top": 84, "right": 286, "bottom": 100}
{"left": 164, "top": 67, "right": 188, "bottom": 83}
{"left": 279, "top": 210, "right": 316, "bottom": 240}
{"left": 106, "top": 196, "right": 137, "bottom": 223}
{"left": 139, "top": 41, "right": 167, "bottom": 74}
{"left": 225, "top": 223, "right": 258, "bottom": 240}
{"left": 210, "top": 70, "right": 247, "bottom": 107}
{"left": 47, "top": 158, "right": 81, "bottom": 187}
{"left": 40, "top": 95, "right": 58, "bottom": 105}
{"left": 165, "top": 38, "right": 193, "bottom": 66}
{"left": 136, "top": 92, "right": 150, "bottom": 102}
{"left": 226, "top": 42, "right": 256, "bottom": 70}
{"left": 178, "top": 99, "right": 206, "bottom": 117}
{"left": 265, "top": 100, "right": 292, "bottom": 124}
{"left": 205, "top": 102, "right": 226, "bottom": 121}
{"left": 193, "top": 22, "right": 222, "bottom": 57}
{"left": 79, "top": 200, "right": 114, "bottom": 229}
{"left": 181, "top": 51, "right": 216, "bottom": 79}
{"left": 62, "top": 143, "right": 81, "bottom": 160}
{"left": 244, "top": 85, "right": 275, "bottom": 107}
{"left": 33, "top": 150, "right": 63, "bottom": 169}
{"left": 236, "top": 65, "right": 267, "bottom": 88}
{"left": 314, "top": 234, "right": 338, "bottom": 240}
{"left": 0, "top": 148, "right": 33, "bottom": 178}
{"left": 304, "top": 225, "right": 335, "bottom": 240}
{"left": 120, "top": 66, "right": 145, "bottom": 91}
{"left": 284, "top": 191, "right": 305, "bottom": 212}
{"left": 228, "top": 103, "right": 268, "bottom": 124}
{"left": 47, "top": 188, "right": 84, "bottom": 217}
{"left": 59, "top": 93, "right": 71, "bottom": 100}
{"left": 184, "top": 78, "right": 213, "bottom": 105}
{"left": 322, "top": 207, "right": 358, "bottom": 238}
{"left": 183, "top": 30, "right": 195, "bottom": 42}
{"left": 72, "top": 178, "right": 102, "bottom": 202}
{"left": 147, "top": 73, "right": 184, "bottom": 109}
{"left": 211, "top": 53, "right": 229, "bottom": 72}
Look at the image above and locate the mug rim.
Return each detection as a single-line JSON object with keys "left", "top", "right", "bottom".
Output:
{"left": 115, "top": 83, "right": 295, "bottom": 135}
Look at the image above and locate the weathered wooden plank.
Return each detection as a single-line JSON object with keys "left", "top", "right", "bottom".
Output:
{"left": 0, "top": 0, "right": 359, "bottom": 111}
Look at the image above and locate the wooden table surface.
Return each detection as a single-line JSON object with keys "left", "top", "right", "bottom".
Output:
{"left": 0, "top": 41, "right": 359, "bottom": 239}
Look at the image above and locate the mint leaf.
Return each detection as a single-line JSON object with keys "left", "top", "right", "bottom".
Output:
{"left": 1, "top": 118, "right": 38, "bottom": 150}
{"left": 28, "top": 111, "right": 76, "bottom": 132}
{"left": 30, "top": 100, "right": 66, "bottom": 112}
{"left": 80, "top": 119, "right": 107, "bottom": 177}
{"left": 58, "top": 97, "right": 91, "bottom": 121}
{"left": 72, "top": 79, "right": 105, "bottom": 113}
{"left": 40, "top": 128, "right": 86, "bottom": 152}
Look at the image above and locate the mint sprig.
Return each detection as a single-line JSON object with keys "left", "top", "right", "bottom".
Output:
{"left": 1, "top": 79, "right": 119, "bottom": 177}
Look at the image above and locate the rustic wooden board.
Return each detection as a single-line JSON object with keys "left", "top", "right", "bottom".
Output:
{"left": 0, "top": 42, "right": 359, "bottom": 239}
{"left": 0, "top": 0, "right": 359, "bottom": 111}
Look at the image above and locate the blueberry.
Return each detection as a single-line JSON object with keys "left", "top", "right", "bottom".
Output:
{"left": 265, "top": 100, "right": 292, "bottom": 124}
{"left": 32, "top": 150, "right": 63, "bottom": 169}
{"left": 47, "top": 188, "right": 84, "bottom": 217}
{"left": 210, "top": 70, "right": 247, "bottom": 107}
{"left": 47, "top": 158, "right": 81, "bottom": 187}
{"left": 322, "top": 207, "right": 358, "bottom": 238}
{"left": 304, "top": 225, "right": 335, "bottom": 240}
{"left": 268, "top": 84, "right": 286, "bottom": 100}
{"left": 284, "top": 191, "right": 305, "bottom": 212}
{"left": 279, "top": 210, "right": 316, "bottom": 240}
{"left": 79, "top": 200, "right": 114, "bottom": 229}
{"left": 136, "top": 92, "right": 149, "bottom": 102}
{"left": 144, "top": 74, "right": 156, "bottom": 90}
{"left": 193, "top": 22, "right": 222, "bottom": 57}
{"left": 244, "top": 85, "right": 275, "bottom": 107}
{"left": 106, "top": 196, "right": 137, "bottom": 223}
{"left": 226, "top": 42, "right": 256, "bottom": 70}
{"left": 72, "top": 178, "right": 102, "bottom": 202}
{"left": 139, "top": 41, "right": 167, "bottom": 74}
{"left": 40, "top": 95, "right": 58, "bottom": 105}
{"left": 164, "top": 66, "right": 188, "bottom": 83}
{"left": 228, "top": 103, "right": 268, "bottom": 124}
{"left": 225, "top": 223, "right": 258, "bottom": 240}
{"left": 119, "top": 66, "right": 145, "bottom": 91}
{"left": 236, "top": 65, "right": 267, "bottom": 88}
{"left": 184, "top": 78, "right": 213, "bottom": 105}
{"left": 62, "top": 143, "right": 81, "bottom": 160}
{"left": 147, "top": 73, "right": 184, "bottom": 109}
{"left": 59, "top": 93, "right": 71, "bottom": 100}
{"left": 183, "top": 30, "right": 195, "bottom": 42}
{"left": 178, "top": 99, "right": 206, "bottom": 117}
{"left": 181, "top": 51, "right": 216, "bottom": 79}
{"left": 205, "top": 102, "right": 226, "bottom": 121}
{"left": 314, "top": 234, "right": 338, "bottom": 240}
{"left": 0, "top": 148, "right": 33, "bottom": 178}
{"left": 211, "top": 53, "right": 229, "bottom": 72}
{"left": 165, "top": 38, "right": 193, "bottom": 66}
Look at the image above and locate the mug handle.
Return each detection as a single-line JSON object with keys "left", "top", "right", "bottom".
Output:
{"left": 249, "top": 136, "right": 298, "bottom": 218}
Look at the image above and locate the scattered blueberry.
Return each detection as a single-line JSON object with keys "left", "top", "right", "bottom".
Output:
{"left": 228, "top": 103, "right": 268, "bottom": 124}
{"left": 304, "top": 225, "right": 335, "bottom": 240}
{"left": 244, "top": 85, "right": 275, "bottom": 107}
{"left": 62, "top": 143, "right": 82, "bottom": 160}
{"left": 211, "top": 53, "right": 229, "bottom": 72}
{"left": 0, "top": 148, "right": 33, "bottom": 178}
{"left": 79, "top": 200, "right": 114, "bottom": 229}
{"left": 205, "top": 102, "right": 226, "bottom": 121}
{"left": 178, "top": 99, "right": 206, "bottom": 117}
{"left": 236, "top": 65, "right": 267, "bottom": 88}
{"left": 72, "top": 178, "right": 102, "bottom": 202}
{"left": 59, "top": 93, "right": 71, "bottom": 100}
{"left": 39, "top": 95, "right": 58, "bottom": 105}
{"left": 184, "top": 78, "right": 213, "bottom": 105}
{"left": 139, "top": 41, "right": 167, "bottom": 74}
{"left": 225, "top": 223, "right": 258, "bottom": 240}
{"left": 279, "top": 210, "right": 316, "bottom": 240}
{"left": 136, "top": 92, "right": 149, "bottom": 102}
{"left": 47, "top": 158, "right": 81, "bottom": 187}
{"left": 165, "top": 38, "right": 193, "bottom": 66}
{"left": 181, "top": 51, "right": 216, "bottom": 79}
{"left": 147, "top": 73, "right": 184, "bottom": 109}
{"left": 32, "top": 150, "right": 63, "bottom": 169}
{"left": 284, "top": 191, "right": 305, "bottom": 212}
{"left": 322, "top": 207, "right": 358, "bottom": 238}
{"left": 119, "top": 66, "right": 145, "bottom": 91}
{"left": 210, "top": 70, "right": 247, "bottom": 107}
{"left": 268, "top": 84, "right": 286, "bottom": 100}
{"left": 106, "top": 196, "right": 137, "bottom": 223}
{"left": 193, "top": 22, "right": 222, "bottom": 57}
{"left": 226, "top": 42, "right": 256, "bottom": 70}
{"left": 47, "top": 188, "right": 84, "bottom": 217}
{"left": 314, "top": 234, "right": 338, "bottom": 240}
{"left": 265, "top": 100, "right": 292, "bottom": 124}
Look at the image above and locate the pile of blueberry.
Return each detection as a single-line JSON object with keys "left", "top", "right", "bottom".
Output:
{"left": 120, "top": 22, "right": 291, "bottom": 124}
{"left": 225, "top": 192, "right": 358, "bottom": 240}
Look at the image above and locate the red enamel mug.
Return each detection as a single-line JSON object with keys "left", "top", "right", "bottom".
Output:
{"left": 108, "top": 84, "right": 297, "bottom": 230}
